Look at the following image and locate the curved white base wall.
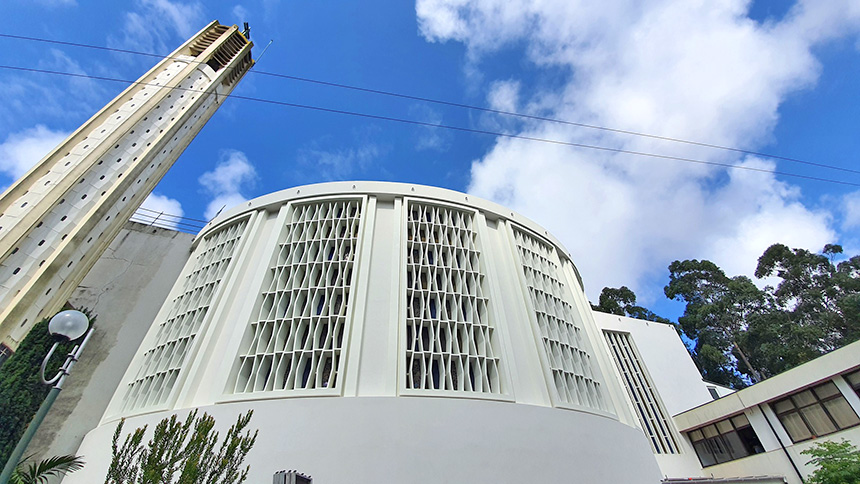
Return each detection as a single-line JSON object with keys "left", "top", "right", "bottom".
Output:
{"left": 67, "top": 397, "right": 661, "bottom": 483}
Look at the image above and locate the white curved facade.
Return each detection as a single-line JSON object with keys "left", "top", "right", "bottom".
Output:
{"left": 69, "top": 181, "right": 661, "bottom": 483}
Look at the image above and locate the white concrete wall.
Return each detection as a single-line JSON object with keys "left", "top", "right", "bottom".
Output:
{"left": 28, "top": 222, "right": 193, "bottom": 460}
{"left": 66, "top": 397, "right": 663, "bottom": 484}
{"left": 592, "top": 312, "right": 719, "bottom": 479}
{"left": 592, "top": 312, "right": 716, "bottom": 416}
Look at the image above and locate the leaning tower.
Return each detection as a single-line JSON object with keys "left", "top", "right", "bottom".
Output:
{"left": 0, "top": 21, "right": 253, "bottom": 352}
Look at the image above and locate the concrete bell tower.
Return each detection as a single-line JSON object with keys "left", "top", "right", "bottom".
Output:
{"left": 0, "top": 20, "right": 253, "bottom": 352}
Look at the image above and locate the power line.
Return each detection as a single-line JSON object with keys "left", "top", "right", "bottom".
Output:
{"left": 1, "top": 31, "right": 857, "bottom": 176}
{"left": 2, "top": 63, "right": 860, "bottom": 188}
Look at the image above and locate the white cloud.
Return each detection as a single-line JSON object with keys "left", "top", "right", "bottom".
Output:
{"left": 109, "top": 0, "right": 205, "bottom": 56}
{"left": 843, "top": 191, "right": 860, "bottom": 231}
{"left": 487, "top": 80, "right": 520, "bottom": 112}
{"left": 138, "top": 193, "right": 185, "bottom": 229}
{"left": 418, "top": 0, "right": 860, "bottom": 299}
{"left": 199, "top": 150, "right": 257, "bottom": 219}
{"left": 297, "top": 144, "right": 382, "bottom": 180}
{"left": 0, "top": 125, "right": 68, "bottom": 180}
{"left": 0, "top": 50, "right": 104, "bottom": 132}
{"left": 232, "top": 4, "right": 250, "bottom": 22}
{"left": 296, "top": 128, "right": 388, "bottom": 181}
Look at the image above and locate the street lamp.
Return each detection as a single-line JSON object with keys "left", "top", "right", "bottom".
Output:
{"left": 0, "top": 310, "right": 94, "bottom": 484}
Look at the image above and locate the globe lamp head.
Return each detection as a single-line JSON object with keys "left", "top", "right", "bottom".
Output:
{"left": 48, "top": 310, "right": 90, "bottom": 341}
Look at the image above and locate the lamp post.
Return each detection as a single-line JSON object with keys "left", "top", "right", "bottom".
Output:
{"left": 0, "top": 310, "right": 93, "bottom": 484}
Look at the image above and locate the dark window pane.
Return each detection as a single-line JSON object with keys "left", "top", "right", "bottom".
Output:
{"left": 731, "top": 414, "right": 750, "bottom": 428}
{"left": 710, "top": 437, "right": 732, "bottom": 464}
{"left": 845, "top": 370, "right": 860, "bottom": 390}
{"left": 813, "top": 381, "right": 839, "bottom": 399}
{"left": 703, "top": 425, "right": 719, "bottom": 439}
{"left": 800, "top": 405, "right": 836, "bottom": 436}
{"left": 793, "top": 390, "right": 816, "bottom": 407}
{"left": 774, "top": 399, "right": 795, "bottom": 414}
{"left": 780, "top": 412, "right": 813, "bottom": 442}
{"left": 716, "top": 420, "right": 733, "bottom": 434}
{"left": 737, "top": 426, "right": 765, "bottom": 455}
{"left": 722, "top": 431, "right": 749, "bottom": 459}
{"left": 823, "top": 397, "right": 860, "bottom": 429}
{"left": 694, "top": 440, "right": 717, "bottom": 467}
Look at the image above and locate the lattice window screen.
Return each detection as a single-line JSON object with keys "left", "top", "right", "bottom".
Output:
{"left": 232, "top": 199, "right": 363, "bottom": 394}
{"left": 512, "top": 229, "right": 606, "bottom": 410}
{"left": 122, "top": 217, "right": 248, "bottom": 411}
{"left": 404, "top": 202, "right": 502, "bottom": 394}
{"left": 604, "top": 330, "right": 680, "bottom": 454}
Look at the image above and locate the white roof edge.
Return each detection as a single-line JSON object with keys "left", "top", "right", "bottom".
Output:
{"left": 675, "top": 339, "right": 860, "bottom": 429}
{"left": 196, "top": 180, "right": 576, "bottom": 261}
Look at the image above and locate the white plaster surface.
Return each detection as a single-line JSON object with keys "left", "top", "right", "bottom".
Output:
{"left": 28, "top": 222, "right": 192, "bottom": 460}
{"left": 66, "top": 397, "right": 663, "bottom": 484}
{"left": 592, "top": 312, "right": 717, "bottom": 416}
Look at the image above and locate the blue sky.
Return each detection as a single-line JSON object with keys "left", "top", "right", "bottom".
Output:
{"left": 1, "top": 0, "right": 859, "bottom": 319}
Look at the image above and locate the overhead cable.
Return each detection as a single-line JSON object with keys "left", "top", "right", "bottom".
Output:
{"left": 2, "top": 63, "right": 858, "bottom": 188}
{"left": 0, "top": 32, "right": 855, "bottom": 175}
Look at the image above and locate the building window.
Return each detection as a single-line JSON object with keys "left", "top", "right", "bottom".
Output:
{"left": 512, "top": 228, "right": 606, "bottom": 411}
{"left": 771, "top": 380, "right": 860, "bottom": 443}
{"left": 845, "top": 369, "right": 860, "bottom": 399}
{"left": 404, "top": 202, "right": 502, "bottom": 394}
{"left": 604, "top": 330, "right": 680, "bottom": 454}
{"left": 232, "top": 199, "right": 363, "bottom": 393}
{"left": 688, "top": 414, "right": 764, "bottom": 467}
{"left": 122, "top": 217, "right": 249, "bottom": 412}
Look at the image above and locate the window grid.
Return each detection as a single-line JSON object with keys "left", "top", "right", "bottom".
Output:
{"left": 771, "top": 380, "right": 860, "bottom": 443}
{"left": 688, "top": 413, "right": 764, "bottom": 467}
{"left": 512, "top": 229, "right": 605, "bottom": 411}
{"left": 122, "top": 217, "right": 248, "bottom": 411}
{"left": 604, "top": 330, "right": 679, "bottom": 454}
{"left": 845, "top": 369, "right": 860, "bottom": 399}
{"left": 404, "top": 202, "right": 501, "bottom": 394}
{"left": 232, "top": 199, "right": 363, "bottom": 394}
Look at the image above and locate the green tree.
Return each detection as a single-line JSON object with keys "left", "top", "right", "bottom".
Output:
{"left": 756, "top": 244, "right": 860, "bottom": 355}
{"left": 0, "top": 318, "right": 85, "bottom": 465}
{"left": 104, "top": 410, "right": 257, "bottom": 484}
{"left": 801, "top": 439, "right": 860, "bottom": 484}
{"left": 660, "top": 244, "right": 860, "bottom": 388}
{"left": 10, "top": 454, "right": 84, "bottom": 484}
{"left": 663, "top": 259, "right": 766, "bottom": 387}
{"left": 591, "top": 286, "right": 670, "bottom": 323}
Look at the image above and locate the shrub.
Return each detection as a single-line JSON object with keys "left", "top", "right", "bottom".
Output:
{"left": 104, "top": 410, "right": 257, "bottom": 484}
{"left": 801, "top": 439, "right": 860, "bottom": 484}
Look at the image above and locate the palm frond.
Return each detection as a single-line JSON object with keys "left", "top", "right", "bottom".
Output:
{"left": 12, "top": 454, "right": 85, "bottom": 484}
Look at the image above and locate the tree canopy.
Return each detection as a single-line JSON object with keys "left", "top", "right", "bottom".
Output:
{"left": 593, "top": 243, "right": 860, "bottom": 388}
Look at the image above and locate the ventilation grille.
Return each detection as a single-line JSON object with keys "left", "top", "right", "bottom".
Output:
{"left": 121, "top": 218, "right": 248, "bottom": 411}
{"left": 232, "top": 199, "right": 363, "bottom": 394}
{"left": 604, "top": 330, "right": 680, "bottom": 454}
{"left": 513, "top": 229, "right": 606, "bottom": 410}
{"left": 404, "top": 202, "right": 502, "bottom": 394}
{"left": 206, "top": 32, "right": 247, "bottom": 72}
{"left": 224, "top": 52, "right": 253, "bottom": 87}
{"left": 189, "top": 25, "right": 231, "bottom": 56}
